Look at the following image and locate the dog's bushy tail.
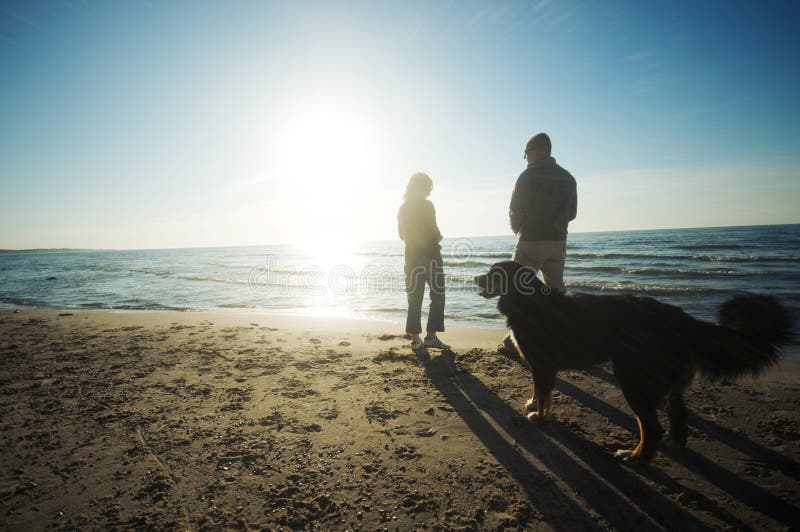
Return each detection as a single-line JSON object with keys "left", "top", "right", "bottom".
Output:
{"left": 696, "top": 295, "right": 793, "bottom": 381}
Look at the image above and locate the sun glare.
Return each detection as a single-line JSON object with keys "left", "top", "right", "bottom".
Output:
{"left": 274, "top": 105, "right": 378, "bottom": 252}
{"left": 280, "top": 108, "right": 372, "bottom": 181}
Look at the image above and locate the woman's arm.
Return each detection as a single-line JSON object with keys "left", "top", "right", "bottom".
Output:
{"left": 427, "top": 201, "right": 443, "bottom": 244}
{"left": 397, "top": 209, "right": 405, "bottom": 241}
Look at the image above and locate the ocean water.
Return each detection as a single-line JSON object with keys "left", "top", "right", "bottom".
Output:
{"left": 1, "top": 224, "right": 799, "bottom": 352}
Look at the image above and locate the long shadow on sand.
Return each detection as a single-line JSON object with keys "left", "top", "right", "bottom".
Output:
{"left": 583, "top": 365, "right": 800, "bottom": 481}
{"left": 545, "top": 364, "right": 800, "bottom": 526}
{"left": 494, "top": 359, "right": 800, "bottom": 528}
{"left": 422, "top": 350, "right": 709, "bottom": 530}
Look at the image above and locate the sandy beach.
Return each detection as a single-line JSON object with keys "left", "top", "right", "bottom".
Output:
{"left": 1, "top": 309, "right": 798, "bottom": 530}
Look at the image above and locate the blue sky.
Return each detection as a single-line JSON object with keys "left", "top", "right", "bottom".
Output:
{"left": 1, "top": 0, "right": 798, "bottom": 249}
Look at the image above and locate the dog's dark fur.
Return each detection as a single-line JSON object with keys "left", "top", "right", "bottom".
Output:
{"left": 475, "top": 261, "right": 793, "bottom": 464}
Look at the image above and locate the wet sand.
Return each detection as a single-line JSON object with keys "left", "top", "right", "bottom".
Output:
{"left": 1, "top": 309, "right": 798, "bottom": 530}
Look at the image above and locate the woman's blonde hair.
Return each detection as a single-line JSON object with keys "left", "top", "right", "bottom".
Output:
{"left": 403, "top": 172, "right": 432, "bottom": 201}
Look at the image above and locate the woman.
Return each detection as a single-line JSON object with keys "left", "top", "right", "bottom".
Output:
{"left": 397, "top": 172, "right": 450, "bottom": 351}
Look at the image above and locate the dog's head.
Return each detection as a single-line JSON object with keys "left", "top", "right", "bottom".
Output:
{"left": 474, "top": 260, "right": 546, "bottom": 299}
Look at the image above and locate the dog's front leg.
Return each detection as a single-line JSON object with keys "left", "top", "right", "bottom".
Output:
{"left": 525, "top": 382, "right": 536, "bottom": 413}
{"left": 511, "top": 333, "right": 539, "bottom": 415}
{"left": 527, "top": 366, "right": 556, "bottom": 424}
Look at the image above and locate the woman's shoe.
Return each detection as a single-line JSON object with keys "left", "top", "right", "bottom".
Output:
{"left": 423, "top": 336, "right": 450, "bottom": 350}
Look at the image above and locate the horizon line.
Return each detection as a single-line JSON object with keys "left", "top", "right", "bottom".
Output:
{"left": 1, "top": 222, "right": 797, "bottom": 253}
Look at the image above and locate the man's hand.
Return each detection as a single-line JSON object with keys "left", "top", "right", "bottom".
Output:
{"left": 509, "top": 209, "right": 523, "bottom": 235}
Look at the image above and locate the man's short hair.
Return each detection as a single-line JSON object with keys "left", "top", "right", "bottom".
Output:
{"left": 525, "top": 133, "right": 551, "bottom": 155}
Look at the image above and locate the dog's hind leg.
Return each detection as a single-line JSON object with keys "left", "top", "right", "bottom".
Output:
{"left": 527, "top": 366, "right": 556, "bottom": 424}
{"left": 614, "top": 379, "right": 664, "bottom": 465}
{"left": 663, "top": 389, "right": 688, "bottom": 454}
{"left": 615, "top": 405, "right": 663, "bottom": 465}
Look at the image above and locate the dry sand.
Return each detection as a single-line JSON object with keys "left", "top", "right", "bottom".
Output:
{"left": 1, "top": 309, "right": 798, "bottom": 530}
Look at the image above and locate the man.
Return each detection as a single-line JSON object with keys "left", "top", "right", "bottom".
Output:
{"left": 500, "top": 132, "right": 577, "bottom": 354}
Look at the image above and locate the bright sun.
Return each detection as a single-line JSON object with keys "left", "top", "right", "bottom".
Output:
{"left": 274, "top": 106, "right": 376, "bottom": 247}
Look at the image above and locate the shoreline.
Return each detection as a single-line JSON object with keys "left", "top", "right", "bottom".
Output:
{"left": 1, "top": 308, "right": 798, "bottom": 529}
{"left": 0, "top": 307, "right": 508, "bottom": 351}
{"left": 3, "top": 306, "right": 797, "bottom": 360}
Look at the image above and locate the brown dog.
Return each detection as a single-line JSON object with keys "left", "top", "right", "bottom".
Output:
{"left": 475, "top": 261, "right": 793, "bottom": 464}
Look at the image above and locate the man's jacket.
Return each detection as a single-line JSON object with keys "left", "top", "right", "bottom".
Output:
{"left": 509, "top": 156, "right": 577, "bottom": 241}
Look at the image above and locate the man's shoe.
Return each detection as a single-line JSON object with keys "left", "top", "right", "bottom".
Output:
{"left": 497, "top": 336, "right": 519, "bottom": 357}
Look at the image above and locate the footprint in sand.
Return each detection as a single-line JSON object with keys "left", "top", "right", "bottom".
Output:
{"left": 394, "top": 425, "right": 437, "bottom": 437}
{"left": 394, "top": 444, "right": 421, "bottom": 460}
{"left": 756, "top": 413, "right": 800, "bottom": 444}
{"left": 319, "top": 405, "right": 340, "bottom": 420}
{"left": 364, "top": 402, "right": 405, "bottom": 424}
